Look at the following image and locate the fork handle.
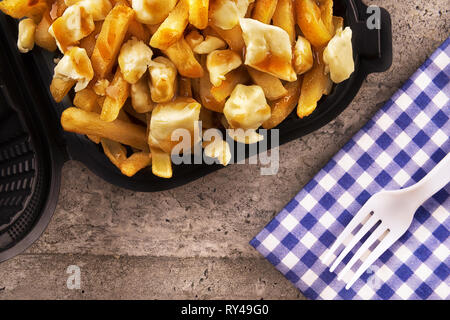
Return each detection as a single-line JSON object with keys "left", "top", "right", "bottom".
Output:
{"left": 405, "top": 153, "right": 450, "bottom": 208}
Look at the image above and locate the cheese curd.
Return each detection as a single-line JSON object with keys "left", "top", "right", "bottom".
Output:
{"left": 207, "top": 50, "right": 242, "bottom": 87}
{"left": 210, "top": 0, "right": 239, "bottom": 30}
{"left": 148, "top": 56, "right": 178, "bottom": 103}
{"left": 17, "top": 18, "right": 36, "bottom": 53}
{"left": 210, "top": 0, "right": 254, "bottom": 30}
{"left": 293, "top": 36, "right": 314, "bottom": 75}
{"left": 48, "top": 5, "right": 95, "bottom": 53}
{"left": 235, "top": 0, "right": 255, "bottom": 17}
{"left": 53, "top": 47, "right": 94, "bottom": 92}
{"left": 224, "top": 84, "right": 271, "bottom": 130}
{"left": 239, "top": 18, "right": 296, "bottom": 82}
{"left": 194, "top": 36, "right": 227, "bottom": 54}
{"left": 323, "top": 27, "right": 355, "bottom": 83}
{"left": 132, "top": 0, "right": 177, "bottom": 25}
{"left": 203, "top": 135, "right": 232, "bottom": 166}
{"left": 118, "top": 37, "right": 153, "bottom": 84}
{"left": 149, "top": 98, "right": 201, "bottom": 154}
{"left": 64, "top": 0, "right": 112, "bottom": 21}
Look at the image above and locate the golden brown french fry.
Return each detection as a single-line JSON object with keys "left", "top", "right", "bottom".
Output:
{"left": 150, "top": 147, "right": 173, "bottom": 179}
{"left": 61, "top": 107, "right": 148, "bottom": 150}
{"left": 87, "top": 135, "right": 101, "bottom": 144}
{"left": 162, "top": 37, "right": 204, "bottom": 78}
{"left": 247, "top": 67, "right": 288, "bottom": 101}
{"left": 120, "top": 152, "right": 152, "bottom": 177}
{"left": 0, "top": 0, "right": 48, "bottom": 22}
{"left": 101, "top": 68, "right": 130, "bottom": 122}
{"left": 179, "top": 77, "right": 193, "bottom": 97}
{"left": 252, "top": 0, "right": 278, "bottom": 24}
{"left": 130, "top": 74, "right": 154, "bottom": 113}
{"left": 297, "top": 51, "right": 333, "bottom": 118}
{"left": 209, "top": 24, "right": 245, "bottom": 54}
{"left": 333, "top": 16, "right": 344, "bottom": 32}
{"left": 91, "top": 4, "right": 135, "bottom": 78}
{"left": 49, "top": 0, "right": 67, "bottom": 20}
{"left": 188, "top": 0, "right": 209, "bottom": 29}
{"left": 74, "top": 87, "right": 99, "bottom": 112}
{"left": 101, "top": 138, "right": 128, "bottom": 169}
{"left": 80, "top": 21, "right": 103, "bottom": 57}
{"left": 123, "top": 103, "right": 148, "bottom": 124}
{"left": 320, "top": 0, "right": 334, "bottom": 35}
{"left": 198, "top": 56, "right": 224, "bottom": 112}
{"left": 210, "top": 67, "right": 250, "bottom": 103}
{"left": 35, "top": 9, "right": 57, "bottom": 52}
{"left": 50, "top": 78, "right": 75, "bottom": 103}
{"left": 295, "top": 0, "right": 333, "bottom": 48}
{"left": 272, "top": 0, "right": 295, "bottom": 44}
{"left": 263, "top": 79, "right": 301, "bottom": 129}
{"left": 127, "top": 18, "right": 152, "bottom": 43}
{"left": 150, "top": 0, "right": 189, "bottom": 50}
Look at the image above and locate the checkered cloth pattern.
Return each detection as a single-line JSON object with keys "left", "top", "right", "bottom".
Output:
{"left": 251, "top": 38, "right": 450, "bottom": 300}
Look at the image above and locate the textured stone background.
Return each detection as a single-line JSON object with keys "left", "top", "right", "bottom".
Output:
{"left": 0, "top": 0, "right": 449, "bottom": 300}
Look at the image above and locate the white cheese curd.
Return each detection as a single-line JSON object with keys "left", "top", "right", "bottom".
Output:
{"left": 323, "top": 26, "right": 355, "bottom": 83}
{"left": 239, "top": 18, "right": 296, "bottom": 81}
{"left": 54, "top": 47, "right": 94, "bottom": 92}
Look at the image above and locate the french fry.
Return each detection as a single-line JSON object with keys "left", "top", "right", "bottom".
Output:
{"left": 162, "top": 37, "right": 204, "bottom": 78}
{"left": 101, "top": 138, "right": 127, "bottom": 169}
{"left": 49, "top": 0, "right": 67, "bottom": 20}
{"left": 210, "top": 67, "right": 250, "bottom": 103}
{"left": 263, "top": 79, "right": 301, "bottom": 129}
{"left": 35, "top": 9, "right": 57, "bottom": 52}
{"left": 74, "top": 87, "right": 99, "bottom": 112}
{"left": 333, "top": 16, "right": 344, "bottom": 32}
{"left": 0, "top": 0, "right": 48, "bottom": 22}
{"left": 123, "top": 103, "right": 148, "bottom": 124}
{"left": 120, "top": 152, "right": 152, "bottom": 177}
{"left": 188, "top": 0, "right": 209, "bottom": 30}
{"left": 101, "top": 68, "right": 130, "bottom": 122}
{"left": 50, "top": 78, "right": 76, "bottom": 103}
{"left": 209, "top": 24, "right": 245, "bottom": 54}
{"left": 319, "top": 0, "right": 334, "bottom": 35}
{"left": 199, "top": 56, "right": 224, "bottom": 112}
{"left": 252, "top": 0, "right": 278, "bottom": 24}
{"left": 91, "top": 4, "right": 135, "bottom": 78}
{"left": 272, "top": 0, "right": 295, "bottom": 44}
{"left": 150, "top": 0, "right": 189, "bottom": 50}
{"left": 127, "top": 18, "right": 152, "bottom": 43}
{"left": 61, "top": 107, "right": 148, "bottom": 150}
{"left": 178, "top": 77, "right": 193, "bottom": 98}
{"left": 130, "top": 74, "right": 154, "bottom": 113}
{"left": 80, "top": 21, "right": 103, "bottom": 57}
{"left": 297, "top": 51, "right": 333, "bottom": 118}
{"left": 150, "top": 147, "right": 172, "bottom": 179}
{"left": 247, "top": 67, "right": 288, "bottom": 101}
{"left": 295, "top": 0, "right": 333, "bottom": 48}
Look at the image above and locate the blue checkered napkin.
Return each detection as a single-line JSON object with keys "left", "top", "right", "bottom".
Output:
{"left": 251, "top": 38, "right": 450, "bottom": 300}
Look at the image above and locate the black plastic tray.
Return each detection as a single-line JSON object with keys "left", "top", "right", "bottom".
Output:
{"left": 0, "top": 0, "right": 392, "bottom": 263}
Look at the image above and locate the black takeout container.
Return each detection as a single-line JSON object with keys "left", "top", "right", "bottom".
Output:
{"left": 0, "top": 0, "right": 392, "bottom": 263}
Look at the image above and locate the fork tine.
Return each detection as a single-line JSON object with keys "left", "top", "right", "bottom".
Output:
{"left": 329, "top": 214, "right": 380, "bottom": 273}
{"left": 322, "top": 205, "right": 373, "bottom": 264}
{"left": 345, "top": 232, "right": 399, "bottom": 290}
{"left": 337, "top": 225, "right": 388, "bottom": 281}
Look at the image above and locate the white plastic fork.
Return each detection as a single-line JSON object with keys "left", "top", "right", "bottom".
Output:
{"left": 323, "top": 153, "right": 450, "bottom": 290}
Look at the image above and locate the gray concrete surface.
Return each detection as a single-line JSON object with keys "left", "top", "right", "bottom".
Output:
{"left": 0, "top": 0, "right": 449, "bottom": 300}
